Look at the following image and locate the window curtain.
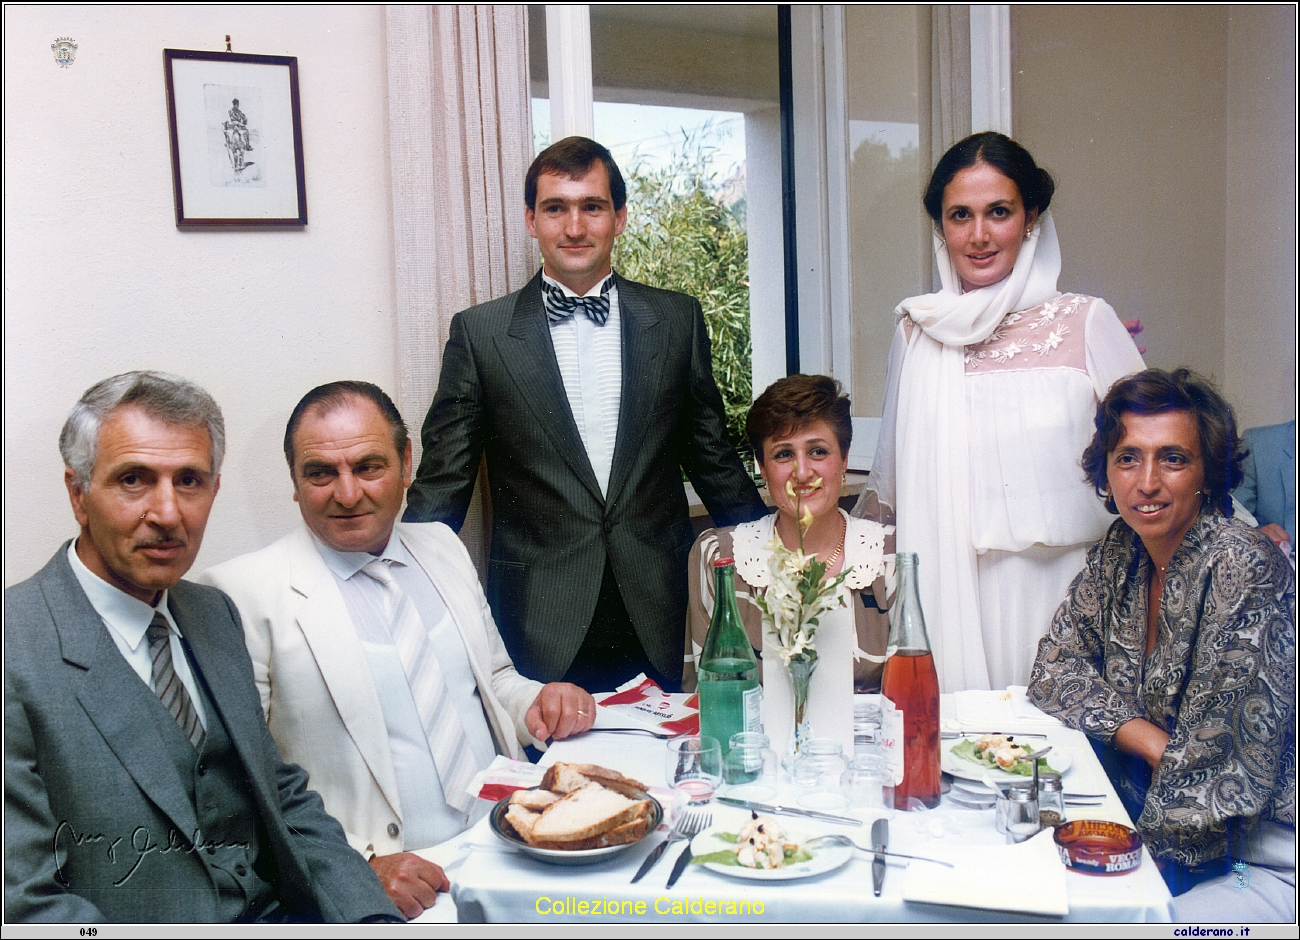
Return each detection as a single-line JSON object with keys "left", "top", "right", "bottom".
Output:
{"left": 930, "top": 4, "right": 972, "bottom": 166}
{"left": 385, "top": 4, "right": 537, "bottom": 578}
{"left": 927, "top": 5, "right": 971, "bottom": 290}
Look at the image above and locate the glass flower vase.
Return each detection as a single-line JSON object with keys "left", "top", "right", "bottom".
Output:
{"left": 781, "top": 656, "right": 818, "bottom": 775}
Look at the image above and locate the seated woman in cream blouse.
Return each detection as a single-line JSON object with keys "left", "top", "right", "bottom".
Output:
{"left": 683, "top": 375, "right": 893, "bottom": 692}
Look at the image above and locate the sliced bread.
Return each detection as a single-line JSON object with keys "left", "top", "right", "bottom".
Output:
{"left": 508, "top": 788, "right": 561, "bottom": 811}
{"left": 528, "top": 783, "right": 651, "bottom": 845}
{"left": 540, "top": 761, "right": 649, "bottom": 796}
{"left": 528, "top": 815, "right": 651, "bottom": 851}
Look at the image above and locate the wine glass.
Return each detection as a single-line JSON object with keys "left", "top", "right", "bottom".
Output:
{"left": 666, "top": 736, "right": 723, "bottom": 803}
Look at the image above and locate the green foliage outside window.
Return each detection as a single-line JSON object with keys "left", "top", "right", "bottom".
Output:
{"left": 612, "top": 134, "right": 754, "bottom": 461}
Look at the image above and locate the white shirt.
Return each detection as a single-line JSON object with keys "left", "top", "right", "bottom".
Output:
{"left": 313, "top": 533, "right": 496, "bottom": 850}
{"left": 544, "top": 270, "right": 623, "bottom": 497}
{"left": 66, "top": 540, "right": 208, "bottom": 729}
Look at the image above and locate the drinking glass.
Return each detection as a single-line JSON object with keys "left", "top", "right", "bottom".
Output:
{"left": 666, "top": 735, "right": 723, "bottom": 803}
{"left": 845, "top": 754, "right": 894, "bottom": 813}
{"left": 723, "top": 732, "right": 777, "bottom": 802}
{"left": 792, "top": 738, "right": 849, "bottom": 810}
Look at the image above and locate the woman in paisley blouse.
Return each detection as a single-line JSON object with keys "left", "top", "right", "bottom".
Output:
{"left": 860, "top": 132, "right": 1146, "bottom": 691}
{"left": 1029, "top": 368, "right": 1295, "bottom": 917}
{"left": 683, "top": 375, "right": 893, "bottom": 692}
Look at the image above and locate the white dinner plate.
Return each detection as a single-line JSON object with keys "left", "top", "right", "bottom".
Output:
{"left": 941, "top": 737, "right": 1072, "bottom": 783}
{"left": 688, "top": 824, "right": 852, "bottom": 881}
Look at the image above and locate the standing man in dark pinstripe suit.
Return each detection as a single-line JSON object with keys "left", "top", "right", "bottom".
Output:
{"left": 404, "top": 137, "right": 766, "bottom": 693}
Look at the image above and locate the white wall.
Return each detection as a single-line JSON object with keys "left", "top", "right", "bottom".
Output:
{"left": 1225, "top": 5, "right": 1298, "bottom": 430}
{"left": 1012, "top": 5, "right": 1230, "bottom": 385}
{"left": 3, "top": 5, "right": 397, "bottom": 586}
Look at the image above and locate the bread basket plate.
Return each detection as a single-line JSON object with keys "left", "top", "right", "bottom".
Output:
{"left": 689, "top": 825, "right": 852, "bottom": 881}
{"left": 489, "top": 787, "right": 664, "bottom": 866}
{"left": 942, "top": 738, "right": 1073, "bottom": 783}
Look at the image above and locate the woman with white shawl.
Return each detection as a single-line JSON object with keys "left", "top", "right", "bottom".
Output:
{"left": 861, "top": 132, "right": 1145, "bottom": 692}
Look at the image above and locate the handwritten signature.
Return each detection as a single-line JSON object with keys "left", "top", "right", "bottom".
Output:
{"left": 53, "top": 821, "right": 250, "bottom": 886}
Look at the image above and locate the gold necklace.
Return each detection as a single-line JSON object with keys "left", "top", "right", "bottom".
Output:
{"left": 822, "top": 514, "right": 847, "bottom": 567}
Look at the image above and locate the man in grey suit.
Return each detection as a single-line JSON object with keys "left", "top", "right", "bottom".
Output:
{"left": 403, "top": 137, "right": 767, "bottom": 692}
{"left": 1235, "top": 418, "right": 1296, "bottom": 552}
{"left": 4, "top": 371, "right": 399, "bottom": 923}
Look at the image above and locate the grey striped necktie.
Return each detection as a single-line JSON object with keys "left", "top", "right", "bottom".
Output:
{"left": 362, "top": 559, "right": 477, "bottom": 813}
{"left": 146, "top": 612, "right": 205, "bottom": 751}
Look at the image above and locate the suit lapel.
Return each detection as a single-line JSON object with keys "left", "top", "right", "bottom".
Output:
{"left": 607, "top": 279, "right": 666, "bottom": 508}
{"left": 39, "top": 551, "right": 201, "bottom": 841}
{"left": 495, "top": 272, "right": 604, "bottom": 504}
{"left": 285, "top": 530, "right": 404, "bottom": 821}
{"left": 167, "top": 587, "right": 279, "bottom": 818}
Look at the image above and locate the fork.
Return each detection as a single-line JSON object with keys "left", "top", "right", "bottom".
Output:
{"left": 630, "top": 806, "right": 708, "bottom": 883}
{"left": 665, "top": 809, "right": 712, "bottom": 888}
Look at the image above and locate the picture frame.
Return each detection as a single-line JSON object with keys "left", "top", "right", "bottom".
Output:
{"left": 164, "top": 48, "right": 307, "bottom": 227}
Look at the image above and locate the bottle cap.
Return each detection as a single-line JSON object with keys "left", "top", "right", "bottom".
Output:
{"left": 714, "top": 557, "right": 735, "bottom": 567}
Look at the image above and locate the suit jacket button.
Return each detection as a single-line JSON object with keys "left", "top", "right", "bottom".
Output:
{"left": 207, "top": 845, "right": 217, "bottom": 855}
{"left": 235, "top": 863, "right": 248, "bottom": 877}
{"left": 603, "top": 520, "right": 615, "bottom": 533}
{"left": 196, "top": 763, "right": 207, "bottom": 775}
{"left": 388, "top": 823, "right": 400, "bottom": 838}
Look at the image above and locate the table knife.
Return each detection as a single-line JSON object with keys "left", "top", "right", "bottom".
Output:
{"left": 717, "top": 796, "right": 864, "bottom": 827}
{"left": 630, "top": 838, "right": 670, "bottom": 884}
{"left": 665, "top": 842, "right": 694, "bottom": 889}
{"left": 871, "top": 817, "right": 888, "bottom": 897}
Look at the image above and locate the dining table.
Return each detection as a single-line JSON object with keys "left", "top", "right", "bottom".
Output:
{"left": 417, "top": 690, "right": 1174, "bottom": 923}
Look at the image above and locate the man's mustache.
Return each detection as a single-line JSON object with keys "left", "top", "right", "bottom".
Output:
{"left": 136, "top": 534, "right": 187, "bottom": 549}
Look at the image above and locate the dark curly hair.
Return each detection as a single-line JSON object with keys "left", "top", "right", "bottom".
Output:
{"left": 1081, "top": 368, "right": 1246, "bottom": 516}
{"left": 922, "top": 132, "right": 1056, "bottom": 223}
{"left": 746, "top": 374, "right": 852, "bottom": 464}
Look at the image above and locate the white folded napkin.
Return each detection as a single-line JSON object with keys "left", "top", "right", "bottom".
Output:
{"left": 900, "top": 828, "right": 1069, "bottom": 917}
{"left": 950, "top": 687, "right": 1060, "bottom": 731}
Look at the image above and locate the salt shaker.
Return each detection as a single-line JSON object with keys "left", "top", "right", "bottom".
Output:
{"left": 1004, "top": 787, "right": 1040, "bottom": 844}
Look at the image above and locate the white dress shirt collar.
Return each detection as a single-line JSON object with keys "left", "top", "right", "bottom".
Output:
{"left": 67, "top": 539, "right": 178, "bottom": 650}
{"left": 311, "top": 531, "right": 413, "bottom": 582}
{"left": 541, "top": 269, "right": 616, "bottom": 299}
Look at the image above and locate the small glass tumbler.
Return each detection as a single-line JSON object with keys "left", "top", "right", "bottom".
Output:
{"left": 854, "top": 699, "right": 883, "bottom": 758}
{"left": 666, "top": 735, "right": 723, "bottom": 803}
{"left": 723, "top": 732, "right": 778, "bottom": 802}
{"left": 792, "top": 738, "right": 849, "bottom": 810}
{"left": 844, "top": 754, "right": 895, "bottom": 812}
{"left": 1004, "top": 787, "right": 1041, "bottom": 844}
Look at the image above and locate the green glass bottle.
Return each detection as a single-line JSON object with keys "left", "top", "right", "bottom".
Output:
{"left": 698, "top": 557, "right": 761, "bottom": 758}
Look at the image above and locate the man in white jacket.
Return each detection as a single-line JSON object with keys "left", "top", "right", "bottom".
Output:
{"left": 202, "top": 381, "right": 594, "bottom": 919}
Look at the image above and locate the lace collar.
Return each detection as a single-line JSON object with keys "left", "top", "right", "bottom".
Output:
{"left": 732, "top": 510, "right": 893, "bottom": 591}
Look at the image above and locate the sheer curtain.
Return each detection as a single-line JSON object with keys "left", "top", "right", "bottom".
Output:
{"left": 386, "top": 4, "right": 537, "bottom": 577}
{"left": 926, "top": 5, "right": 971, "bottom": 291}
{"left": 930, "top": 5, "right": 972, "bottom": 166}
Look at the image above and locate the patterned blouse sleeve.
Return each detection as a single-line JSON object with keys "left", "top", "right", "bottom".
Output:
{"left": 1027, "top": 533, "right": 1147, "bottom": 742}
{"left": 1139, "top": 535, "right": 1297, "bottom": 865}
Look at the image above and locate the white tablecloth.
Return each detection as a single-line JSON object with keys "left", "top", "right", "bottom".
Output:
{"left": 441, "top": 694, "right": 1173, "bottom": 923}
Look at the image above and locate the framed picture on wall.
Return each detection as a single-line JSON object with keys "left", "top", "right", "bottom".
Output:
{"left": 164, "top": 48, "right": 307, "bottom": 226}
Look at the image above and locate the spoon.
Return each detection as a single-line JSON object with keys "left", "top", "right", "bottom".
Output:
{"left": 806, "top": 834, "right": 954, "bottom": 868}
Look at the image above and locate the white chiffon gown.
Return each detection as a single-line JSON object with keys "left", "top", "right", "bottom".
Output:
{"left": 862, "top": 213, "right": 1146, "bottom": 691}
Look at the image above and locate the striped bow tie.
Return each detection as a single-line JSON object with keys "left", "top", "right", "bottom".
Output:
{"left": 542, "top": 274, "right": 616, "bottom": 326}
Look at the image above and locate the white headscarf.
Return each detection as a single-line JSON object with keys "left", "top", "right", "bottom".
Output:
{"left": 881, "top": 211, "right": 1062, "bottom": 691}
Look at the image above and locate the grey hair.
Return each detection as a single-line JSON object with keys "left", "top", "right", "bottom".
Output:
{"left": 59, "top": 371, "right": 226, "bottom": 487}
